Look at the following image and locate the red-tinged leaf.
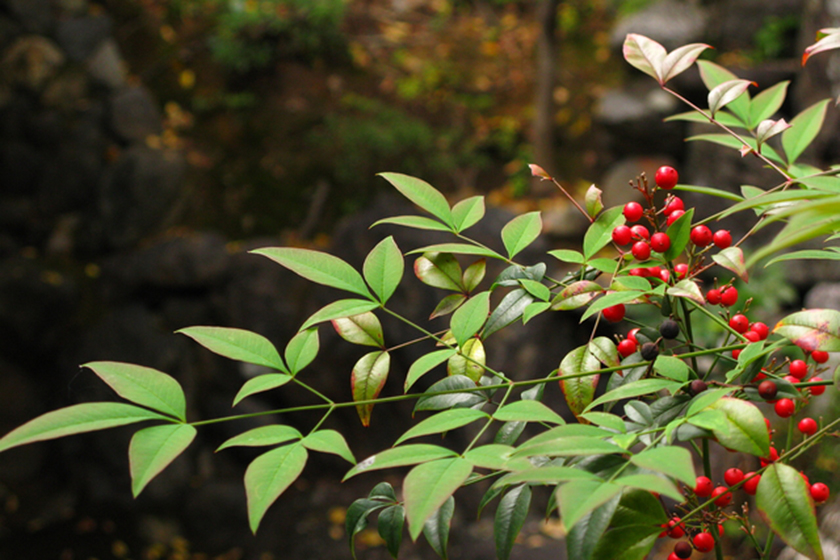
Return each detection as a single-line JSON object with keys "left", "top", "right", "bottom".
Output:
{"left": 712, "top": 246, "right": 749, "bottom": 282}
{"left": 585, "top": 185, "right": 604, "bottom": 219}
{"left": 666, "top": 279, "right": 705, "bottom": 305}
{"left": 300, "top": 299, "right": 380, "bottom": 331}
{"left": 529, "top": 163, "right": 551, "bottom": 179}
{"left": 660, "top": 42, "right": 712, "bottom": 83}
{"left": 378, "top": 173, "right": 454, "bottom": 227}
{"left": 129, "top": 423, "right": 196, "bottom": 497}
{"left": 251, "top": 247, "right": 372, "bottom": 299}
{"left": 803, "top": 27, "right": 840, "bottom": 66}
{"left": 589, "top": 337, "right": 619, "bottom": 368}
{"left": 351, "top": 351, "right": 391, "bottom": 426}
{"left": 551, "top": 281, "right": 604, "bottom": 311}
{"left": 332, "top": 312, "right": 385, "bottom": 347}
{"left": 559, "top": 345, "right": 602, "bottom": 420}
{"left": 756, "top": 118, "right": 791, "bottom": 145}
{"left": 404, "top": 457, "right": 472, "bottom": 540}
{"left": 773, "top": 309, "right": 840, "bottom": 352}
{"left": 245, "top": 443, "right": 308, "bottom": 533}
{"left": 414, "top": 253, "right": 464, "bottom": 291}
{"left": 708, "top": 79, "right": 754, "bottom": 116}
{"left": 622, "top": 34, "right": 666, "bottom": 82}
{"left": 756, "top": 463, "right": 824, "bottom": 560}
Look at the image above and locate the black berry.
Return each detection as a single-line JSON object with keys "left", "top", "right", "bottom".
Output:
{"left": 690, "top": 379, "right": 708, "bottom": 395}
{"left": 641, "top": 342, "right": 659, "bottom": 361}
{"left": 758, "top": 380, "right": 778, "bottom": 401}
{"left": 659, "top": 319, "right": 680, "bottom": 339}
{"left": 674, "top": 541, "right": 692, "bottom": 559}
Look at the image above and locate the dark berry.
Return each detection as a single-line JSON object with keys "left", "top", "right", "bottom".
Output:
{"left": 758, "top": 380, "right": 777, "bottom": 400}
{"left": 673, "top": 541, "right": 692, "bottom": 558}
{"left": 659, "top": 319, "right": 680, "bottom": 339}
{"left": 689, "top": 379, "right": 707, "bottom": 395}
{"left": 640, "top": 342, "right": 659, "bottom": 361}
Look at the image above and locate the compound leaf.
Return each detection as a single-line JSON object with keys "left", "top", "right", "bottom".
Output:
{"left": 129, "top": 423, "right": 196, "bottom": 497}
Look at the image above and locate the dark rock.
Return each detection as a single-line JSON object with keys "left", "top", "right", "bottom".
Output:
{"left": 41, "top": 67, "right": 90, "bottom": 109}
{"left": 5, "top": 0, "right": 53, "bottom": 33}
{"left": 0, "top": 140, "right": 42, "bottom": 194}
{"left": 109, "top": 85, "right": 162, "bottom": 143}
{"left": 1, "top": 35, "right": 65, "bottom": 91}
{"left": 55, "top": 14, "right": 113, "bottom": 62}
{"left": 86, "top": 38, "right": 126, "bottom": 89}
{"left": 0, "top": 15, "right": 23, "bottom": 51}
{"left": 98, "top": 145, "right": 185, "bottom": 248}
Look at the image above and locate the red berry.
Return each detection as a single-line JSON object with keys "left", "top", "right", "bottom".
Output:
{"left": 628, "top": 268, "right": 645, "bottom": 277}
{"left": 732, "top": 348, "right": 741, "bottom": 359}
{"left": 674, "top": 263, "right": 688, "bottom": 279}
{"left": 651, "top": 232, "right": 671, "bottom": 252}
{"left": 612, "top": 225, "right": 633, "bottom": 245}
{"left": 750, "top": 322, "right": 769, "bottom": 340}
{"left": 693, "top": 531, "right": 715, "bottom": 553}
{"left": 666, "top": 209, "right": 685, "bottom": 226}
{"left": 664, "top": 196, "right": 684, "bottom": 215}
{"left": 811, "top": 482, "right": 830, "bottom": 503}
{"left": 713, "top": 230, "right": 732, "bottom": 249}
{"left": 724, "top": 468, "right": 744, "bottom": 487}
{"left": 784, "top": 374, "right": 801, "bottom": 390}
{"left": 694, "top": 476, "right": 713, "bottom": 497}
{"left": 758, "top": 380, "right": 777, "bottom": 400}
{"left": 720, "top": 286, "right": 738, "bottom": 307}
{"left": 798, "top": 417, "right": 818, "bottom": 436}
{"left": 760, "top": 447, "right": 779, "bottom": 468}
{"left": 690, "top": 225, "right": 713, "bottom": 247}
{"left": 624, "top": 202, "right": 644, "bottom": 222}
{"left": 667, "top": 518, "right": 685, "bottom": 539}
{"left": 712, "top": 485, "right": 731, "bottom": 506}
{"left": 603, "top": 304, "right": 626, "bottom": 323}
{"left": 743, "top": 472, "right": 760, "bottom": 495}
{"left": 655, "top": 166, "right": 679, "bottom": 189}
{"left": 631, "top": 224, "right": 650, "bottom": 240}
{"left": 775, "top": 398, "right": 795, "bottom": 418}
{"left": 811, "top": 350, "right": 829, "bottom": 364}
{"left": 729, "top": 314, "right": 749, "bottom": 333}
{"left": 706, "top": 288, "right": 721, "bottom": 305}
{"left": 744, "top": 330, "right": 762, "bottom": 343}
{"left": 810, "top": 377, "right": 825, "bottom": 396}
{"left": 802, "top": 472, "right": 811, "bottom": 486}
{"left": 659, "top": 268, "right": 671, "bottom": 282}
{"left": 668, "top": 552, "right": 683, "bottom": 560}
{"left": 627, "top": 328, "right": 639, "bottom": 343}
{"left": 632, "top": 241, "right": 651, "bottom": 261}
{"left": 618, "top": 339, "right": 637, "bottom": 357}
{"left": 789, "top": 359, "right": 808, "bottom": 380}
{"left": 648, "top": 266, "right": 662, "bottom": 278}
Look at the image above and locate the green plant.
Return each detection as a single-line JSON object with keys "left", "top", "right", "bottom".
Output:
{"left": 4, "top": 30, "right": 840, "bottom": 560}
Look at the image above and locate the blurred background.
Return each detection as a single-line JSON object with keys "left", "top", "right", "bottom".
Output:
{"left": 0, "top": 0, "right": 839, "bottom": 558}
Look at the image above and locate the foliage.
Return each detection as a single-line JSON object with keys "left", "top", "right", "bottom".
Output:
{"left": 5, "top": 29, "right": 840, "bottom": 560}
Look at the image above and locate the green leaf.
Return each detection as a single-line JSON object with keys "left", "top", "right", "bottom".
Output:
{"left": 629, "top": 446, "right": 695, "bottom": 486}
{"left": 430, "top": 294, "right": 467, "bottom": 320}
{"left": 495, "top": 485, "right": 531, "bottom": 560}
{"left": 713, "top": 246, "right": 749, "bottom": 282}
{"left": 579, "top": 412, "right": 626, "bottom": 433}
{"left": 347, "top": 498, "right": 388, "bottom": 559}
{"left": 566, "top": 494, "right": 622, "bottom": 560}
{"left": 493, "top": 400, "right": 565, "bottom": 424}
{"left": 299, "top": 299, "right": 380, "bottom": 331}
{"left": 415, "top": 375, "right": 485, "bottom": 412}
{"left": 584, "top": 379, "right": 682, "bottom": 412}
{"left": 522, "top": 301, "right": 551, "bottom": 324}
{"left": 395, "top": 409, "right": 489, "bottom": 445}
{"left": 766, "top": 249, "right": 840, "bottom": 267}
{"left": 332, "top": 312, "right": 385, "bottom": 347}
{"left": 583, "top": 206, "right": 625, "bottom": 260}
{"left": 782, "top": 99, "right": 831, "bottom": 165}
{"left": 344, "top": 444, "right": 459, "bottom": 480}
{"left": 462, "top": 259, "right": 486, "bottom": 292}
{"left": 756, "top": 463, "right": 824, "bottom": 560}
{"left": 512, "top": 436, "right": 625, "bottom": 459}
{"left": 501, "top": 211, "right": 542, "bottom": 258}
{"left": 494, "top": 467, "right": 602, "bottom": 489}
{"left": 284, "top": 327, "right": 319, "bottom": 375}
{"left": 548, "top": 249, "right": 585, "bottom": 264}
{"left": 404, "top": 457, "right": 472, "bottom": 540}
{"left": 446, "top": 338, "right": 486, "bottom": 383}
{"left": 580, "top": 291, "right": 645, "bottom": 323}
{"left": 302, "top": 430, "right": 355, "bottom": 463}
{"left": 414, "top": 253, "right": 464, "bottom": 291}
{"left": 216, "top": 425, "right": 303, "bottom": 451}
{"left": 750, "top": 81, "right": 790, "bottom": 128}
{"left": 559, "top": 345, "right": 602, "bottom": 420}
{"left": 687, "top": 133, "right": 785, "bottom": 165}
{"left": 463, "top": 444, "right": 531, "bottom": 471}
{"left": 614, "top": 474, "right": 683, "bottom": 502}
{"left": 589, "top": 490, "right": 666, "bottom": 560}
{"left": 685, "top": 388, "right": 736, "bottom": 418}
{"left": 129, "top": 423, "right": 196, "bottom": 497}
{"left": 483, "top": 289, "right": 534, "bottom": 338}
{"left": 251, "top": 247, "right": 372, "bottom": 299}
{"left": 557, "top": 480, "right": 624, "bottom": 532}
{"left": 423, "top": 496, "right": 455, "bottom": 559}
{"left": 232, "top": 373, "right": 293, "bottom": 407}
{"left": 551, "top": 281, "right": 603, "bottom": 310}
{"left": 665, "top": 110, "right": 745, "bottom": 128}
{"left": 773, "top": 308, "right": 840, "bottom": 352}
{"left": 451, "top": 196, "right": 485, "bottom": 233}
{"left": 405, "top": 349, "right": 457, "bottom": 392}
{"left": 407, "top": 243, "right": 504, "bottom": 259}
{"left": 0, "top": 402, "right": 169, "bottom": 454}
{"left": 589, "top": 337, "right": 620, "bottom": 368}
{"left": 695, "top": 397, "right": 770, "bottom": 457}
{"left": 352, "top": 351, "right": 391, "bottom": 427}
{"left": 674, "top": 183, "right": 744, "bottom": 201}
{"left": 245, "top": 443, "right": 308, "bottom": 533}
{"left": 378, "top": 505, "right": 405, "bottom": 559}
{"left": 371, "top": 215, "right": 452, "bottom": 232}
{"left": 82, "top": 362, "right": 188, "bottom": 421}
{"left": 176, "top": 326, "right": 286, "bottom": 373}
{"left": 378, "top": 173, "right": 454, "bottom": 227}
{"left": 364, "top": 236, "right": 404, "bottom": 304}
{"left": 663, "top": 207, "right": 694, "bottom": 262}
{"left": 653, "top": 356, "right": 689, "bottom": 382}
{"left": 518, "top": 279, "right": 550, "bottom": 301}
{"left": 450, "top": 291, "right": 490, "bottom": 348}
{"left": 697, "top": 60, "right": 750, "bottom": 124}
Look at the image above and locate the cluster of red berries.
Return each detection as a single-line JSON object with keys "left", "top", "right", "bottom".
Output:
{"left": 757, "top": 355, "right": 827, "bottom": 419}
{"left": 706, "top": 285, "right": 738, "bottom": 308}
{"left": 724, "top": 312, "right": 768, "bottom": 359}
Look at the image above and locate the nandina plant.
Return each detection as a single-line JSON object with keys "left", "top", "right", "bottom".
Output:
{"left": 4, "top": 31, "right": 840, "bottom": 560}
